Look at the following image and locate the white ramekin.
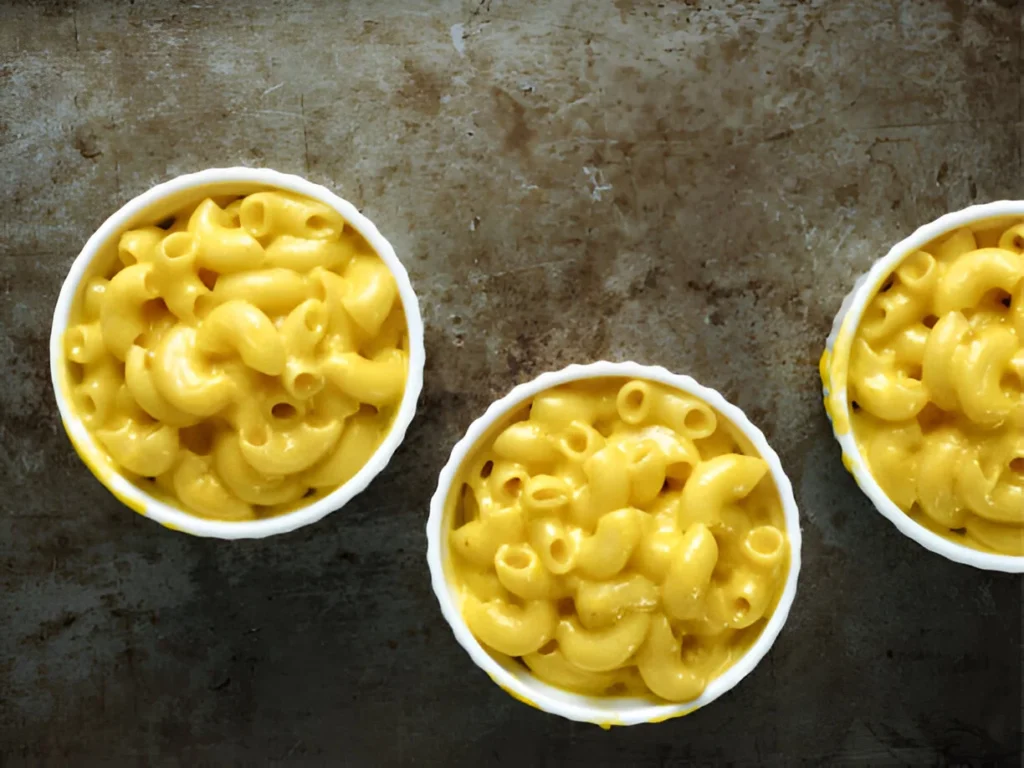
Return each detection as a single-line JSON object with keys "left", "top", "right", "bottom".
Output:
{"left": 50, "top": 167, "right": 425, "bottom": 539}
{"left": 426, "top": 361, "right": 802, "bottom": 726}
{"left": 821, "top": 201, "right": 1024, "bottom": 572}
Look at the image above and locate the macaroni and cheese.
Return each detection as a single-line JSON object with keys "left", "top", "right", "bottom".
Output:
{"left": 847, "top": 221, "right": 1024, "bottom": 554}
{"left": 63, "top": 189, "right": 408, "bottom": 521}
{"left": 445, "top": 377, "right": 789, "bottom": 702}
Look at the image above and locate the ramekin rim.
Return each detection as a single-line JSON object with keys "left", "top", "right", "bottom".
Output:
{"left": 426, "top": 361, "right": 802, "bottom": 725}
{"left": 49, "top": 166, "right": 425, "bottom": 539}
{"left": 823, "top": 200, "right": 1024, "bottom": 572}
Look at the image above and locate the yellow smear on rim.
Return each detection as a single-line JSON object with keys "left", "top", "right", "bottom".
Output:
{"left": 646, "top": 705, "right": 699, "bottom": 724}
{"left": 841, "top": 452, "right": 857, "bottom": 475}
{"left": 822, "top": 325, "right": 854, "bottom": 436}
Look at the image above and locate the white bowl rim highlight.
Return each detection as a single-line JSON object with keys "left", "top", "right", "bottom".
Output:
{"left": 823, "top": 200, "right": 1024, "bottom": 572}
{"left": 426, "top": 361, "right": 802, "bottom": 726}
{"left": 50, "top": 166, "right": 425, "bottom": 539}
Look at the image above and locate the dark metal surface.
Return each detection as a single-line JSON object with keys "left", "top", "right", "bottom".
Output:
{"left": 2, "top": 0, "right": 1021, "bottom": 764}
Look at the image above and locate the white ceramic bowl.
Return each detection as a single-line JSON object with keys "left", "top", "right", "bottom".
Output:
{"left": 426, "top": 361, "right": 802, "bottom": 726}
{"left": 821, "top": 201, "right": 1024, "bottom": 572}
{"left": 50, "top": 167, "right": 425, "bottom": 539}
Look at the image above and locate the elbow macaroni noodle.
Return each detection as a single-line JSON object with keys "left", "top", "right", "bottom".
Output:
{"left": 848, "top": 221, "right": 1024, "bottom": 554}
{"left": 63, "top": 190, "right": 408, "bottom": 521}
{"left": 445, "top": 378, "right": 789, "bottom": 702}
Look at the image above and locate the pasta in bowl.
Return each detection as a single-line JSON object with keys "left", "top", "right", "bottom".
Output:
{"left": 822, "top": 202, "right": 1024, "bottom": 571}
{"left": 50, "top": 168, "right": 424, "bottom": 538}
{"left": 426, "top": 362, "right": 801, "bottom": 726}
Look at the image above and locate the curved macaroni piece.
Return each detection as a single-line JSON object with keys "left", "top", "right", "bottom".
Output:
{"left": 171, "top": 452, "right": 254, "bottom": 521}
{"left": 239, "top": 191, "right": 346, "bottom": 240}
{"left": 488, "top": 460, "right": 530, "bottom": 506}
{"left": 452, "top": 505, "right": 526, "bottom": 568}
{"left": 998, "top": 223, "right": 1024, "bottom": 254}
{"left": 312, "top": 267, "right": 365, "bottom": 353}
{"left": 849, "top": 338, "right": 928, "bottom": 421}
{"left": 264, "top": 235, "right": 353, "bottom": 272}
{"left": 636, "top": 613, "right": 707, "bottom": 702}
{"left": 492, "top": 420, "right": 561, "bottom": 466}
{"left": 493, "top": 543, "right": 556, "bottom": 600}
{"left": 151, "top": 232, "right": 210, "bottom": 322}
{"left": 953, "top": 325, "right": 1018, "bottom": 427}
{"left": 955, "top": 445, "right": 1024, "bottom": 525}
{"left": 212, "top": 431, "right": 306, "bottom": 506}
{"left": 342, "top": 255, "right": 398, "bottom": 337}
{"left": 100, "top": 263, "right": 160, "bottom": 360}
{"left": 934, "top": 248, "right": 1022, "bottom": 315}
{"left": 964, "top": 516, "right": 1024, "bottom": 556}
{"left": 866, "top": 421, "right": 922, "bottom": 511}
{"left": 694, "top": 428, "right": 737, "bottom": 461}
{"left": 209, "top": 268, "right": 314, "bottom": 316}
{"left": 859, "top": 283, "right": 928, "bottom": 342}
{"left": 915, "top": 429, "right": 968, "bottom": 528}
{"left": 459, "top": 566, "right": 509, "bottom": 603}
{"left": 576, "top": 508, "right": 643, "bottom": 580}
{"left": 195, "top": 300, "right": 286, "bottom": 376}
{"left": 463, "top": 596, "right": 557, "bottom": 657}
{"left": 574, "top": 444, "right": 630, "bottom": 527}
{"left": 278, "top": 298, "right": 329, "bottom": 399}
{"left": 678, "top": 453, "right": 768, "bottom": 529}
{"left": 75, "top": 358, "right": 124, "bottom": 429}
{"left": 625, "top": 439, "right": 667, "bottom": 508}
{"left": 323, "top": 348, "right": 407, "bottom": 407}
{"left": 921, "top": 310, "right": 971, "bottom": 411}
{"left": 575, "top": 573, "right": 658, "bottom": 630}
{"left": 616, "top": 379, "right": 656, "bottom": 425}
{"left": 304, "top": 409, "right": 380, "bottom": 488}
{"left": 189, "top": 198, "right": 265, "bottom": 273}
{"left": 662, "top": 523, "right": 719, "bottom": 621}
{"left": 530, "top": 388, "right": 617, "bottom": 430}
{"left": 893, "top": 250, "right": 939, "bottom": 297}
{"left": 891, "top": 323, "right": 930, "bottom": 367}
{"left": 740, "top": 525, "right": 787, "bottom": 571}
{"left": 238, "top": 419, "right": 343, "bottom": 476}
{"left": 616, "top": 380, "right": 718, "bottom": 440}
{"left": 151, "top": 326, "right": 235, "bottom": 418}
{"left": 118, "top": 226, "right": 164, "bottom": 266}
{"left": 361, "top": 306, "right": 406, "bottom": 358}
{"left": 656, "top": 392, "right": 718, "bottom": 440}
{"left": 95, "top": 418, "right": 178, "bottom": 477}
{"left": 630, "top": 510, "right": 683, "bottom": 584}
{"left": 124, "top": 345, "right": 200, "bottom": 427}
{"left": 937, "top": 227, "right": 977, "bottom": 262}
{"left": 65, "top": 321, "right": 106, "bottom": 365}
{"left": 639, "top": 426, "right": 702, "bottom": 489}
{"left": 523, "top": 647, "right": 621, "bottom": 695}
{"left": 706, "top": 569, "right": 774, "bottom": 629}
{"left": 551, "top": 421, "right": 605, "bottom": 464}
{"left": 521, "top": 475, "right": 572, "bottom": 518}
{"left": 555, "top": 612, "right": 650, "bottom": 672}
{"left": 81, "top": 277, "right": 109, "bottom": 320}
{"left": 282, "top": 298, "right": 328, "bottom": 353}
{"left": 527, "top": 517, "right": 578, "bottom": 575}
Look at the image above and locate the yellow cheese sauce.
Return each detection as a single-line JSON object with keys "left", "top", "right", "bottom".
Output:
{"left": 61, "top": 190, "right": 408, "bottom": 522}
{"left": 846, "top": 217, "right": 1024, "bottom": 555}
{"left": 445, "top": 377, "right": 790, "bottom": 703}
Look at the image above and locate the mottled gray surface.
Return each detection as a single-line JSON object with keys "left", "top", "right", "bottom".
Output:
{"left": 1, "top": 0, "right": 1022, "bottom": 764}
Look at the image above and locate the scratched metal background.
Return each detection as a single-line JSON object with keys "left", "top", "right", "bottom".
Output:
{"left": 1, "top": 0, "right": 1022, "bottom": 765}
